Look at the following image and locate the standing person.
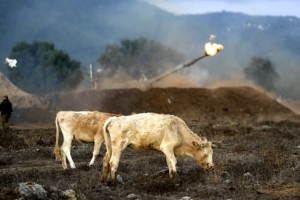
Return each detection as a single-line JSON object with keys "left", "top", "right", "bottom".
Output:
{"left": 0, "top": 95, "right": 13, "bottom": 132}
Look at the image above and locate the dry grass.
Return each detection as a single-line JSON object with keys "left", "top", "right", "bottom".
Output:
{"left": 0, "top": 120, "right": 299, "bottom": 199}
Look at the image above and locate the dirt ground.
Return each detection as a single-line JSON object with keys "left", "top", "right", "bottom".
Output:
{"left": 1, "top": 87, "right": 300, "bottom": 199}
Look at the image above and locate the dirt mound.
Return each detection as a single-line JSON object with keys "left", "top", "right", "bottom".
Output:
{"left": 0, "top": 72, "right": 51, "bottom": 109}
{"left": 11, "top": 86, "right": 294, "bottom": 124}
{"left": 62, "top": 87, "right": 294, "bottom": 121}
{"left": 2, "top": 69, "right": 294, "bottom": 124}
{"left": 0, "top": 72, "right": 28, "bottom": 97}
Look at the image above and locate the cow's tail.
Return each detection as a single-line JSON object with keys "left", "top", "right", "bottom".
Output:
{"left": 101, "top": 116, "right": 115, "bottom": 182}
{"left": 103, "top": 117, "right": 114, "bottom": 162}
{"left": 53, "top": 114, "right": 61, "bottom": 160}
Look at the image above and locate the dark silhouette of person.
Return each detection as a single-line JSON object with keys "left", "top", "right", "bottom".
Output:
{"left": 0, "top": 95, "right": 13, "bottom": 132}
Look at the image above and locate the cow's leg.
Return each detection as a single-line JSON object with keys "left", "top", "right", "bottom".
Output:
{"left": 109, "top": 139, "right": 128, "bottom": 183}
{"left": 89, "top": 135, "right": 104, "bottom": 166}
{"left": 60, "top": 149, "right": 68, "bottom": 169}
{"left": 61, "top": 134, "right": 76, "bottom": 169}
{"left": 101, "top": 152, "right": 111, "bottom": 182}
{"left": 160, "top": 145, "right": 178, "bottom": 179}
{"left": 109, "top": 154, "right": 121, "bottom": 184}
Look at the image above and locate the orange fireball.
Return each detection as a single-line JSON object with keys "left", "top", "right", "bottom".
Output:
{"left": 205, "top": 42, "right": 224, "bottom": 56}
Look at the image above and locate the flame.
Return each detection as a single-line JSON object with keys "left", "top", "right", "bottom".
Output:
{"left": 204, "top": 42, "right": 224, "bottom": 56}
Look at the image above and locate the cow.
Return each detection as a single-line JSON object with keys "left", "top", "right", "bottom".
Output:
{"left": 53, "top": 111, "right": 119, "bottom": 169}
{"left": 101, "top": 113, "right": 214, "bottom": 183}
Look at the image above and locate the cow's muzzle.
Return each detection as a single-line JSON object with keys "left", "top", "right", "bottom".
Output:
{"left": 202, "top": 163, "right": 214, "bottom": 171}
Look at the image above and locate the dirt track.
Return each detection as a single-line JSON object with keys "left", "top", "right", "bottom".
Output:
{"left": 1, "top": 87, "right": 300, "bottom": 199}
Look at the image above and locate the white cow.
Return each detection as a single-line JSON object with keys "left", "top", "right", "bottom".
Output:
{"left": 54, "top": 111, "right": 119, "bottom": 169}
{"left": 101, "top": 113, "right": 214, "bottom": 183}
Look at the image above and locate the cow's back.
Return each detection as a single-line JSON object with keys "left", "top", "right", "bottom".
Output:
{"left": 57, "top": 111, "right": 115, "bottom": 142}
{"left": 107, "top": 113, "right": 181, "bottom": 150}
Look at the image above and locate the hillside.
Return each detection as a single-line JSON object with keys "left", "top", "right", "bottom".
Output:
{"left": 1, "top": 0, "right": 300, "bottom": 100}
{"left": 1, "top": 1, "right": 300, "bottom": 71}
{"left": 0, "top": 71, "right": 50, "bottom": 109}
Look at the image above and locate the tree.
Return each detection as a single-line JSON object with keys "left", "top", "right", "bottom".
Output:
{"left": 243, "top": 56, "right": 279, "bottom": 92}
{"left": 7, "top": 41, "right": 83, "bottom": 94}
{"left": 97, "top": 37, "right": 184, "bottom": 79}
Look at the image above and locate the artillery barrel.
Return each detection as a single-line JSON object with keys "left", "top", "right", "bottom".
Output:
{"left": 147, "top": 53, "right": 208, "bottom": 86}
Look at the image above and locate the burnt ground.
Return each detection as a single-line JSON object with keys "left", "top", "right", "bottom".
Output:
{"left": 1, "top": 87, "right": 300, "bottom": 199}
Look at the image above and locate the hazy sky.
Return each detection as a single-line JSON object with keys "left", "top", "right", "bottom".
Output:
{"left": 141, "top": 0, "right": 299, "bottom": 18}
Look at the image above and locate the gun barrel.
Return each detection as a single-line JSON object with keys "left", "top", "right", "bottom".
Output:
{"left": 148, "top": 53, "right": 207, "bottom": 86}
{"left": 183, "top": 53, "right": 207, "bottom": 68}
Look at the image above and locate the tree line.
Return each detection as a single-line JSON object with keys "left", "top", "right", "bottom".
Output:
{"left": 5, "top": 38, "right": 278, "bottom": 94}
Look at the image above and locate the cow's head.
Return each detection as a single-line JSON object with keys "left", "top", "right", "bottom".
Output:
{"left": 192, "top": 141, "right": 214, "bottom": 171}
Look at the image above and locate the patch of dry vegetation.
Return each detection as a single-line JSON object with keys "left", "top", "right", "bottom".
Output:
{"left": 0, "top": 118, "right": 299, "bottom": 199}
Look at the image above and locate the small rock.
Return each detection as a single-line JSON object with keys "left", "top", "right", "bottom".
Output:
{"left": 243, "top": 172, "right": 252, "bottom": 177}
{"left": 261, "top": 125, "right": 271, "bottom": 129}
{"left": 127, "top": 193, "right": 139, "bottom": 199}
{"left": 117, "top": 174, "right": 124, "bottom": 183}
{"left": 224, "top": 179, "right": 231, "bottom": 184}
{"left": 181, "top": 196, "right": 192, "bottom": 200}
{"left": 253, "top": 125, "right": 272, "bottom": 131}
{"left": 64, "top": 189, "right": 76, "bottom": 199}
{"left": 18, "top": 182, "right": 47, "bottom": 199}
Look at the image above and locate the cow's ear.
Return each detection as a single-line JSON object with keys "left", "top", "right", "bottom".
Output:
{"left": 192, "top": 141, "right": 199, "bottom": 149}
{"left": 200, "top": 137, "right": 207, "bottom": 142}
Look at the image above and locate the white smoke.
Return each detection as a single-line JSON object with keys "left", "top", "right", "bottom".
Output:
{"left": 185, "top": 67, "right": 210, "bottom": 86}
{"left": 5, "top": 58, "right": 17, "bottom": 68}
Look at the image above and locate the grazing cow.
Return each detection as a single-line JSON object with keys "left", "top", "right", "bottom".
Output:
{"left": 101, "top": 113, "right": 214, "bottom": 183}
{"left": 54, "top": 111, "right": 119, "bottom": 169}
